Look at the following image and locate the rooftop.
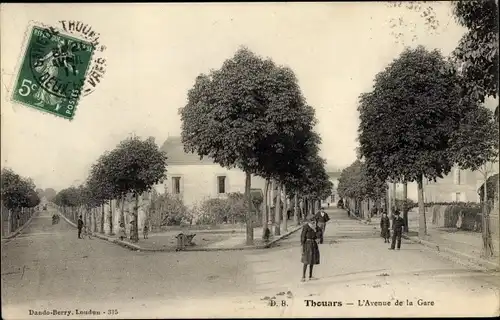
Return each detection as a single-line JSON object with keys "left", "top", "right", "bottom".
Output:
{"left": 160, "top": 137, "right": 215, "bottom": 165}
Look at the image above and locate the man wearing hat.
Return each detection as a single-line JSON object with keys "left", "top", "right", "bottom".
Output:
{"left": 389, "top": 209, "right": 404, "bottom": 250}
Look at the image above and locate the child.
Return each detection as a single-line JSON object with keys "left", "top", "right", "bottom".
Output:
{"left": 118, "top": 222, "right": 127, "bottom": 241}
{"left": 380, "top": 211, "right": 390, "bottom": 243}
{"left": 82, "top": 225, "right": 93, "bottom": 239}
{"left": 143, "top": 224, "right": 149, "bottom": 239}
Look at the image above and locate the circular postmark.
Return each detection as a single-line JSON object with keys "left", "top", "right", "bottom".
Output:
{"left": 57, "top": 20, "right": 108, "bottom": 97}
{"left": 27, "top": 21, "right": 107, "bottom": 103}
{"left": 28, "top": 26, "right": 92, "bottom": 101}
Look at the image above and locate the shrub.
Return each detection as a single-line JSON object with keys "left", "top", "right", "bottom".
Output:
{"left": 395, "top": 199, "right": 417, "bottom": 211}
{"left": 194, "top": 192, "right": 250, "bottom": 225}
{"left": 150, "top": 193, "right": 192, "bottom": 227}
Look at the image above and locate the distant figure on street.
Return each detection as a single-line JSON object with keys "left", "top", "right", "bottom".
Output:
{"left": 130, "top": 220, "right": 136, "bottom": 241}
{"left": 287, "top": 209, "right": 292, "bottom": 221}
{"left": 380, "top": 211, "right": 390, "bottom": 243}
{"left": 337, "top": 199, "right": 344, "bottom": 209}
{"left": 143, "top": 224, "right": 149, "bottom": 239}
{"left": 314, "top": 208, "right": 330, "bottom": 244}
{"left": 300, "top": 215, "right": 322, "bottom": 282}
{"left": 118, "top": 222, "right": 127, "bottom": 241}
{"left": 389, "top": 210, "right": 404, "bottom": 250}
{"left": 77, "top": 215, "right": 84, "bottom": 239}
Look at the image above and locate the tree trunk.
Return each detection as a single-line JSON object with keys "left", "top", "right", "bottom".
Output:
{"left": 274, "top": 183, "right": 281, "bottom": 236}
{"left": 108, "top": 200, "right": 114, "bottom": 235}
{"left": 131, "top": 193, "right": 140, "bottom": 243}
{"left": 417, "top": 174, "right": 427, "bottom": 237}
{"left": 403, "top": 181, "right": 409, "bottom": 233}
{"left": 100, "top": 204, "right": 105, "bottom": 234}
{"left": 387, "top": 182, "right": 392, "bottom": 218}
{"left": 262, "top": 179, "right": 270, "bottom": 240}
{"left": 482, "top": 170, "right": 494, "bottom": 258}
{"left": 245, "top": 171, "right": 254, "bottom": 245}
{"left": 120, "top": 195, "right": 125, "bottom": 225}
{"left": 283, "top": 185, "right": 288, "bottom": 232}
{"left": 93, "top": 208, "right": 97, "bottom": 232}
{"left": 294, "top": 194, "right": 299, "bottom": 226}
{"left": 392, "top": 182, "right": 397, "bottom": 211}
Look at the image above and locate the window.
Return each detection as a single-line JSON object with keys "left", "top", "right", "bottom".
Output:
{"left": 217, "top": 176, "right": 226, "bottom": 194}
{"left": 172, "top": 177, "right": 181, "bottom": 194}
{"left": 330, "top": 195, "right": 335, "bottom": 203}
{"left": 454, "top": 192, "right": 461, "bottom": 202}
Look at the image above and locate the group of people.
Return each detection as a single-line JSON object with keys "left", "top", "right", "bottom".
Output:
{"left": 118, "top": 221, "right": 149, "bottom": 241}
{"left": 380, "top": 209, "right": 405, "bottom": 250}
{"left": 300, "top": 205, "right": 406, "bottom": 282}
{"left": 77, "top": 216, "right": 150, "bottom": 240}
{"left": 51, "top": 213, "right": 60, "bottom": 225}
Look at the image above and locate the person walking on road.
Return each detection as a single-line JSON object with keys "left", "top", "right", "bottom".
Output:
{"left": 380, "top": 211, "right": 390, "bottom": 243}
{"left": 389, "top": 210, "right": 404, "bottom": 250}
{"left": 314, "top": 208, "right": 330, "bottom": 244}
{"left": 77, "top": 215, "right": 84, "bottom": 239}
{"left": 300, "top": 215, "right": 322, "bottom": 282}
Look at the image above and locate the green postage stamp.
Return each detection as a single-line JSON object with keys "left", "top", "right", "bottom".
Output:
{"left": 11, "top": 24, "right": 95, "bottom": 120}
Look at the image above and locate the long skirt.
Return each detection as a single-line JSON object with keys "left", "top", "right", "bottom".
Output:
{"left": 301, "top": 240, "right": 320, "bottom": 265}
{"left": 381, "top": 228, "right": 390, "bottom": 239}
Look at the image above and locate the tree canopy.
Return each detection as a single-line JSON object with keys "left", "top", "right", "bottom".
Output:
{"left": 451, "top": 0, "right": 498, "bottom": 105}
{"left": 337, "top": 160, "right": 387, "bottom": 202}
{"left": 180, "top": 47, "right": 317, "bottom": 178}
{"left": 358, "top": 46, "right": 469, "bottom": 183}
{"left": 1, "top": 168, "right": 40, "bottom": 209}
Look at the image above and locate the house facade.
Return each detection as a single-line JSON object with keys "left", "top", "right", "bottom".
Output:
{"left": 160, "top": 137, "right": 266, "bottom": 209}
{"left": 424, "top": 164, "right": 499, "bottom": 203}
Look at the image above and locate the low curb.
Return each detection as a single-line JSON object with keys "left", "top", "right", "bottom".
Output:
{"left": 402, "top": 234, "right": 500, "bottom": 272}
{"left": 2, "top": 211, "right": 38, "bottom": 242}
{"left": 59, "top": 210, "right": 303, "bottom": 252}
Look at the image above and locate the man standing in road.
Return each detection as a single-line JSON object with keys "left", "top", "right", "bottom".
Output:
{"left": 314, "top": 207, "right": 330, "bottom": 244}
{"left": 77, "top": 215, "right": 84, "bottom": 239}
{"left": 389, "top": 210, "right": 404, "bottom": 250}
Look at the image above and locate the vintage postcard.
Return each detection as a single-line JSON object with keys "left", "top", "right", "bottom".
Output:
{"left": 1, "top": 2, "right": 499, "bottom": 319}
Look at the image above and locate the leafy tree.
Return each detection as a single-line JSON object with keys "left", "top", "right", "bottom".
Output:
{"left": 180, "top": 47, "right": 316, "bottom": 245}
{"left": 104, "top": 136, "right": 167, "bottom": 242}
{"left": 87, "top": 152, "right": 118, "bottom": 233}
{"left": 44, "top": 188, "right": 57, "bottom": 202}
{"left": 358, "top": 46, "right": 470, "bottom": 236}
{"left": 451, "top": 0, "right": 498, "bottom": 111}
{"left": 449, "top": 105, "right": 498, "bottom": 257}
{"left": 1, "top": 168, "right": 40, "bottom": 210}
{"left": 338, "top": 160, "right": 386, "bottom": 220}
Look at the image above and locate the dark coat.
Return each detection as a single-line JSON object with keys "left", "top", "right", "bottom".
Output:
{"left": 301, "top": 224, "right": 321, "bottom": 265}
{"left": 392, "top": 216, "right": 405, "bottom": 231}
{"left": 77, "top": 219, "right": 84, "bottom": 229}
{"left": 380, "top": 216, "right": 390, "bottom": 238}
{"left": 314, "top": 211, "right": 330, "bottom": 224}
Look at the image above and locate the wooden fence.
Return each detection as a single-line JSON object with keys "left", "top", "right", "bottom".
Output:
{"left": 1, "top": 204, "right": 36, "bottom": 238}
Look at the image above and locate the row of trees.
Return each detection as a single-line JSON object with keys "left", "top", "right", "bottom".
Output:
{"left": 1, "top": 168, "right": 41, "bottom": 210}
{"left": 353, "top": 1, "right": 498, "bottom": 257}
{"left": 54, "top": 136, "right": 168, "bottom": 243}
{"left": 180, "top": 47, "right": 333, "bottom": 244}
{"left": 35, "top": 188, "right": 57, "bottom": 202}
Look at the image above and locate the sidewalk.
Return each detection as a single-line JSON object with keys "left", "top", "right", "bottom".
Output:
{"left": 350, "top": 208, "right": 500, "bottom": 271}
{"left": 58, "top": 211, "right": 303, "bottom": 252}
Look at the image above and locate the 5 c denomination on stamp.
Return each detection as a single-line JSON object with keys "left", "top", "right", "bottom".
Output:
{"left": 11, "top": 24, "right": 94, "bottom": 120}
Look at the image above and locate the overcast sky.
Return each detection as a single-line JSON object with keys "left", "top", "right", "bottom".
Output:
{"left": 1, "top": 2, "right": 474, "bottom": 191}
